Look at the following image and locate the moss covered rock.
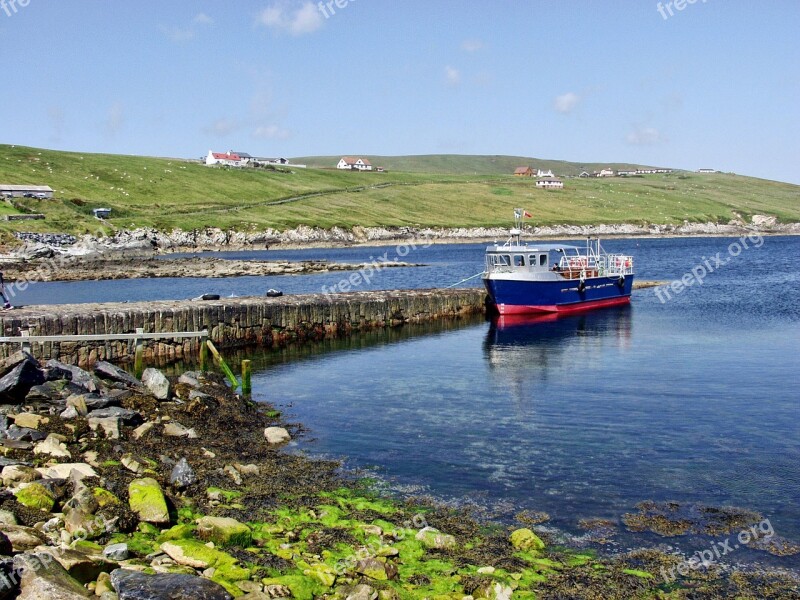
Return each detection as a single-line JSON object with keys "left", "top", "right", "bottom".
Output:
{"left": 415, "top": 526, "right": 456, "bottom": 550}
{"left": 128, "top": 477, "right": 169, "bottom": 524}
{"left": 15, "top": 483, "right": 56, "bottom": 512}
{"left": 509, "top": 528, "right": 545, "bottom": 552}
{"left": 196, "top": 515, "right": 252, "bottom": 547}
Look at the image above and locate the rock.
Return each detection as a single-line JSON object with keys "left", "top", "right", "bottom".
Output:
{"left": 222, "top": 465, "right": 241, "bottom": 485}
{"left": 121, "top": 455, "right": 148, "bottom": 475}
{"left": 60, "top": 406, "right": 79, "bottom": 420}
{"left": 13, "top": 552, "right": 90, "bottom": 599}
{"left": 95, "top": 571, "right": 114, "bottom": 596}
{"left": 2, "top": 464, "right": 41, "bottom": 487}
{"left": 0, "top": 351, "right": 33, "bottom": 378}
{"left": 159, "top": 542, "right": 208, "bottom": 568}
{"left": 169, "top": 459, "right": 195, "bottom": 489}
{"left": 196, "top": 516, "right": 251, "bottom": 547}
{"left": 111, "top": 568, "right": 233, "bottom": 600}
{"left": 345, "top": 584, "right": 378, "bottom": 600}
{"left": 0, "top": 456, "right": 31, "bottom": 468}
{"left": 33, "top": 434, "right": 72, "bottom": 459}
{"left": 45, "top": 360, "right": 99, "bottom": 393}
{"left": 177, "top": 372, "right": 202, "bottom": 388}
{"left": 0, "top": 524, "right": 47, "bottom": 552}
{"left": 0, "top": 531, "right": 11, "bottom": 555}
{"left": 14, "top": 482, "right": 56, "bottom": 512}
{"left": 0, "top": 359, "right": 46, "bottom": 404}
{"left": 355, "top": 557, "right": 393, "bottom": 581}
{"left": 415, "top": 526, "right": 456, "bottom": 550}
{"left": 86, "top": 408, "right": 142, "bottom": 426}
{"left": 65, "top": 395, "right": 88, "bottom": 417}
{"left": 103, "top": 543, "right": 129, "bottom": 561}
{"left": 35, "top": 546, "right": 117, "bottom": 584}
{"left": 472, "top": 582, "right": 513, "bottom": 600}
{"left": 141, "top": 369, "right": 169, "bottom": 400}
{"left": 0, "top": 509, "right": 18, "bottom": 526}
{"left": 131, "top": 422, "right": 153, "bottom": 440}
{"left": 163, "top": 422, "right": 197, "bottom": 439}
{"left": 88, "top": 417, "right": 120, "bottom": 440}
{"left": 35, "top": 463, "right": 97, "bottom": 481}
{"left": 235, "top": 581, "right": 263, "bottom": 594}
{"left": 128, "top": 478, "right": 169, "bottom": 524}
{"left": 509, "top": 528, "right": 545, "bottom": 552}
{"left": 263, "top": 427, "right": 291, "bottom": 445}
{"left": 93, "top": 363, "right": 140, "bottom": 387}
{"left": 5, "top": 425, "right": 47, "bottom": 442}
{"left": 11, "top": 413, "right": 46, "bottom": 429}
{"left": 233, "top": 463, "right": 260, "bottom": 476}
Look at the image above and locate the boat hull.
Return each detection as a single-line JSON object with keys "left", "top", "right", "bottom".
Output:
{"left": 484, "top": 275, "right": 634, "bottom": 315}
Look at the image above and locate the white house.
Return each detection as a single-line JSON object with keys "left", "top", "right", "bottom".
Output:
{"left": 578, "top": 171, "right": 591, "bottom": 178}
{"left": 337, "top": 157, "right": 373, "bottom": 171}
{"left": 536, "top": 169, "right": 554, "bottom": 178}
{"left": 597, "top": 168, "right": 616, "bottom": 177}
{"left": 536, "top": 178, "right": 564, "bottom": 189}
{"left": 206, "top": 150, "right": 245, "bottom": 167}
{"left": 618, "top": 170, "right": 638, "bottom": 176}
{"left": 698, "top": 168, "right": 716, "bottom": 173}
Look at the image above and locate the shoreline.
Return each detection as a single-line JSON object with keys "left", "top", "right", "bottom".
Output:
{"left": 0, "top": 353, "right": 796, "bottom": 598}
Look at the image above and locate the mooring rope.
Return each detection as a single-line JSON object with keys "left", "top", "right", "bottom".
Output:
{"left": 444, "top": 271, "right": 486, "bottom": 289}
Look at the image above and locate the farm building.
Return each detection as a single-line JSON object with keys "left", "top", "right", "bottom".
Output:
{"left": 514, "top": 167, "right": 533, "bottom": 177}
{"left": 0, "top": 185, "right": 54, "bottom": 199}
{"left": 337, "top": 157, "right": 373, "bottom": 171}
{"left": 536, "top": 178, "right": 564, "bottom": 189}
{"left": 206, "top": 151, "right": 245, "bottom": 167}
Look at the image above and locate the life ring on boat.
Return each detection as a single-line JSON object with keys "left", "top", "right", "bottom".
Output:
{"left": 625, "top": 258, "right": 632, "bottom": 269}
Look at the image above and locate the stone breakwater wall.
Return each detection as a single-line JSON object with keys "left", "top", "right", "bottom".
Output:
{"left": 0, "top": 288, "right": 487, "bottom": 367}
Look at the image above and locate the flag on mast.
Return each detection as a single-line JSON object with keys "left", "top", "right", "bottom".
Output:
{"left": 523, "top": 211, "right": 532, "bottom": 218}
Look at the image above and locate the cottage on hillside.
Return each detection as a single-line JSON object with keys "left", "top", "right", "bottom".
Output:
{"left": 514, "top": 167, "right": 533, "bottom": 177}
{"left": 536, "top": 178, "right": 564, "bottom": 189}
{"left": 206, "top": 150, "right": 245, "bottom": 167}
{"left": 337, "top": 157, "right": 373, "bottom": 171}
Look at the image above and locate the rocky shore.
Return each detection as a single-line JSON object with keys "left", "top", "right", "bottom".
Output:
{"left": 0, "top": 351, "right": 797, "bottom": 598}
{"left": 0, "top": 257, "right": 415, "bottom": 283}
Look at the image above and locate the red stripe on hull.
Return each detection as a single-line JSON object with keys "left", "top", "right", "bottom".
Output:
{"left": 495, "top": 295, "right": 631, "bottom": 315}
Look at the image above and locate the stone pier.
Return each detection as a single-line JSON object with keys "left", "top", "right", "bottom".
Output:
{"left": 0, "top": 288, "right": 487, "bottom": 367}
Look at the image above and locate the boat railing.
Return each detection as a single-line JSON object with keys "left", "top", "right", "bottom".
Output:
{"left": 557, "top": 254, "right": 634, "bottom": 278}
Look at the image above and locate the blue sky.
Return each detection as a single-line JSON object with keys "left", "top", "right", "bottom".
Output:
{"left": 1, "top": 1, "right": 798, "bottom": 183}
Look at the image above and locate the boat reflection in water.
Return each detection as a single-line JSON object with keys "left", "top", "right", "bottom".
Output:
{"left": 483, "top": 306, "right": 633, "bottom": 407}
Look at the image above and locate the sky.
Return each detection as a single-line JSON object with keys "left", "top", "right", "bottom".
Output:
{"left": 1, "top": 1, "right": 798, "bottom": 183}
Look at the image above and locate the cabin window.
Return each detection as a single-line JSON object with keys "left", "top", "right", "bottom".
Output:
{"left": 490, "top": 254, "right": 510, "bottom": 267}
{"left": 513, "top": 255, "right": 525, "bottom": 267}
{"left": 539, "top": 254, "right": 547, "bottom": 266}
{"left": 528, "top": 255, "right": 537, "bottom": 267}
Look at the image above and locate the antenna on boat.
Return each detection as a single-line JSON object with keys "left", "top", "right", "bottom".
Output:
{"left": 511, "top": 208, "right": 525, "bottom": 245}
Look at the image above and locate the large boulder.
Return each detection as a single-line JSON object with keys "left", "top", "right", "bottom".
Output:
{"left": 196, "top": 516, "right": 252, "bottom": 547}
{"left": 0, "top": 359, "right": 46, "bottom": 404}
{"left": 93, "top": 362, "right": 140, "bottom": 387}
{"left": 415, "top": 526, "right": 456, "bottom": 550}
{"left": 34, "top": 546, "right": 116, "bottom": 584}
{"left": 141, "top": 368, "right": 170, "bottom": 400}
{"left": 44, "top": 360, "right": 99, "bottom": 393}
{"left": 111, "top": 568, "right": 233, "bottom": 600}
{"left": 128, "top": 478, "right": 169, "bottom": 524}
{"left": 263, "top": 427, "right": 291, "bottom": 445}
{"left": 13, "top": 552, "right": 89, "bottom": 599}
{"left": 0, "top": 524, "right": 47, "bottom": 552}
{"left": 86, "top": 407, "right": 142, "bottom": 426}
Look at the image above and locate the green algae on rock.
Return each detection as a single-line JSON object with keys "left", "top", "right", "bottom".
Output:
{"left": 128, "top": 477, "right": 169, "bottom": 524}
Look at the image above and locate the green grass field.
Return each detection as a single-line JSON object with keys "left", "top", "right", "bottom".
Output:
{"left": 1, "top": 144, "right": 798, "bottom": 238}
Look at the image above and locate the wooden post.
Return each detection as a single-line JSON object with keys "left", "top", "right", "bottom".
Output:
{"left": 199, "top": 330, "right": 209, "bottom": 372}
{"left": 20, "top": 330, "right": 31, "bottom": 355}
{"left": 241, "top": 359, "right": 252, "bottom": 396}
{"left": 206, "top": 340, "right": 239, "bottom": 390}
{"left": 134, "top": 328, "right": 144, "bottom": 378}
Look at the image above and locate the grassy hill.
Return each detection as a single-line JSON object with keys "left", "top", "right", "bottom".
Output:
{"left": 292, "top": 154, "right": 652, "bottom": 176}
{"left": 0, "top": 144, "right": 798, "bottom": 238}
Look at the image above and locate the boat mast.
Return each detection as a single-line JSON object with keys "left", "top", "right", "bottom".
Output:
{"left": 512, "top": 208, "right": 524, "bottom": 245}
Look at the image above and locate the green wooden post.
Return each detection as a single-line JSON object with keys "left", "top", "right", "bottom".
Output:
{"left": 206, "top": 340, "right": 239, "bottom": 389}
{"left": 134, "top": 328, "right": 144, "bottom": 379}
{"left": 199, "top": 330, "right": 209, "bottom": 372}
{"left": 241, "top": 359, "right": 252, "bottom": 396}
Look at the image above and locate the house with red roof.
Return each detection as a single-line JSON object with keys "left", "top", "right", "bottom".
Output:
{"left": 206, "top": 150, "right": 246, "bottom": 167}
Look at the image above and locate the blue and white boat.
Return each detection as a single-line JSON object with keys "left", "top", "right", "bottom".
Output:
{"left": 483, "top": 209, "right": 635, "bottom": 315}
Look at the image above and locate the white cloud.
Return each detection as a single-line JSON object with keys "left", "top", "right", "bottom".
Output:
{"left": 554, "top": 92, "right": 580, "bottom": 114}
{"left": 193, "top": 13, "right": 214, "bottom": 26}
{"left": 626, "top": 126, "right": 667, "bottom": 146}
{"left": 461, "top": 38, "right": 486, "bottom": 52}
{"left": 204, "top": 118, "right": 240, "bottom": 137}
{"left": 445, "top": 66, "right": 461, "bottom": 87}
{"left": 256, "top": 2, "right": 323, "bottom": 36}
{"left": 253, "top": 124, "right": 291, "bottom": 140}
{"left": 104, "top": 102, "right": 125, "bottom": 138}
